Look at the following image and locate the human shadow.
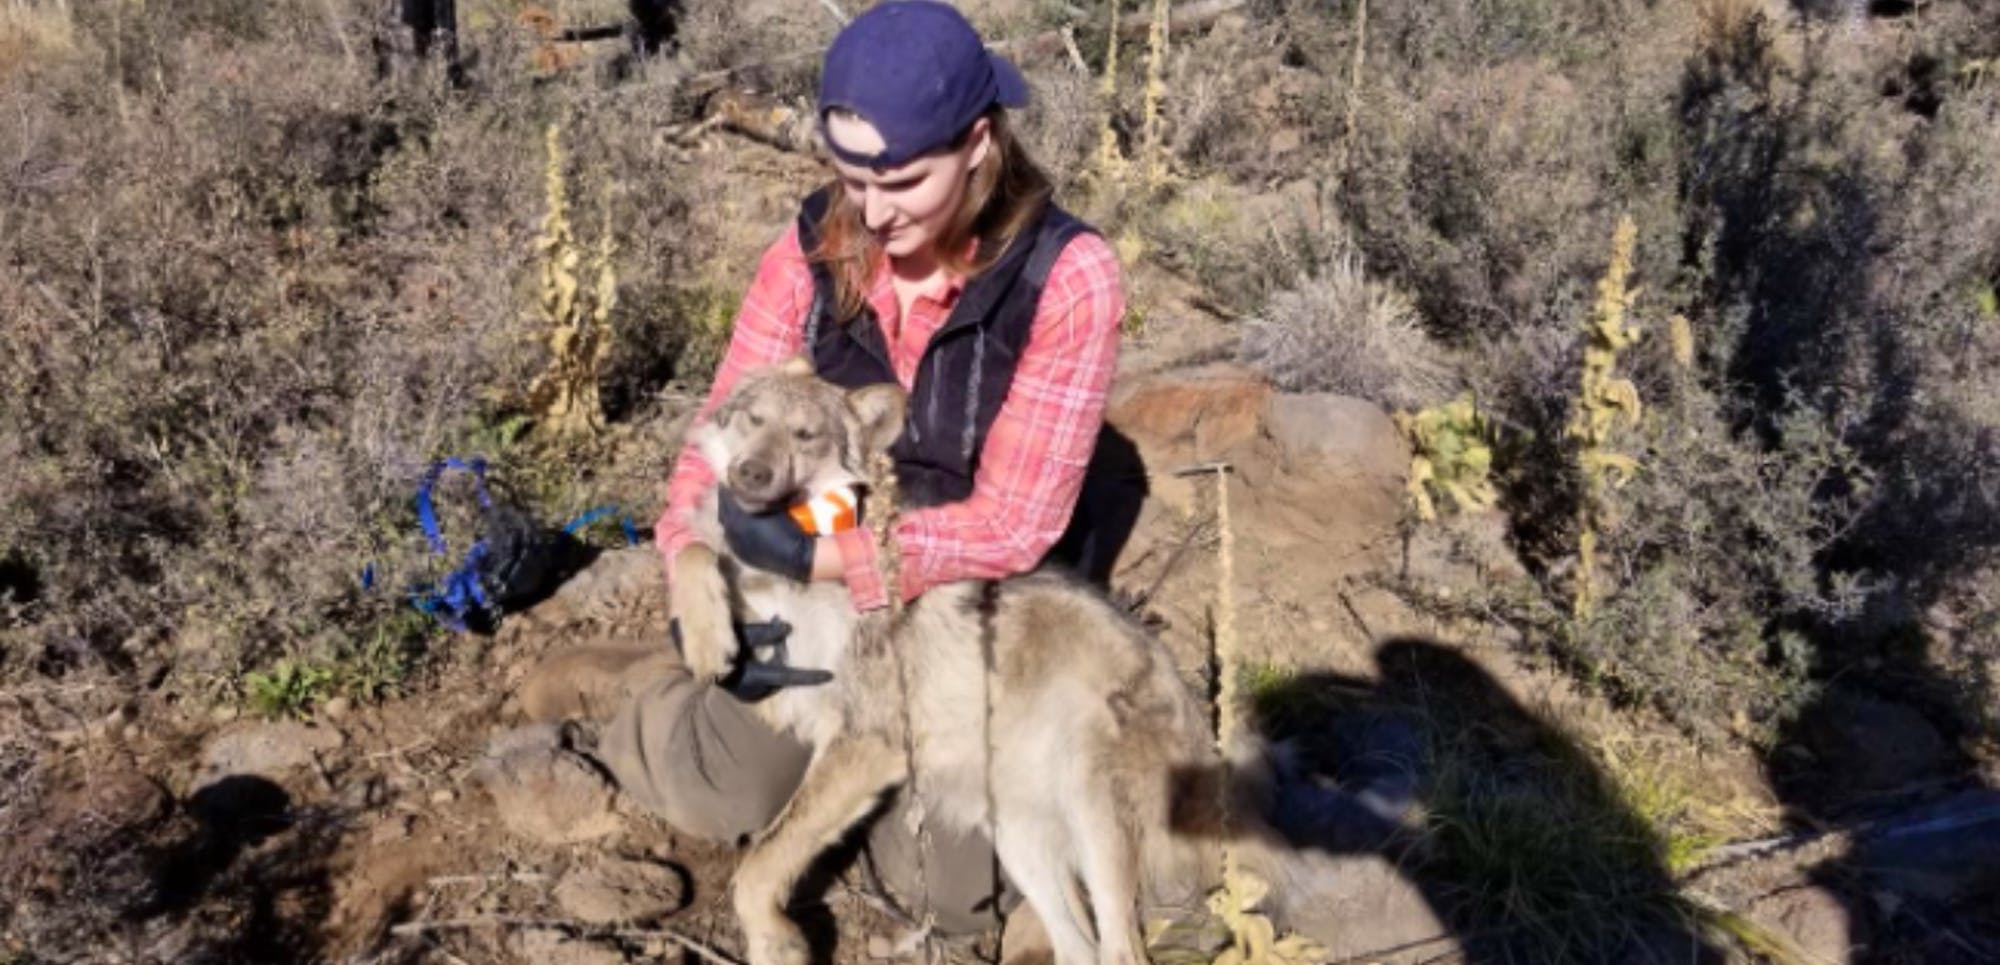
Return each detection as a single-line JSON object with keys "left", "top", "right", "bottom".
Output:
{"left": 1177, "top": 638, "right": 1730, "bottom": 964}
{"left": 119, "top": 775, "right": 346, "bottom": 963}
{"left": 1047, "top": 424, "right": 1149, "bottom": 590}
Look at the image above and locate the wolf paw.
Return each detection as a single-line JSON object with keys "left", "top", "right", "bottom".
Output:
{"left": 675, "top": 616, "right": 735, "bottom": 683}
{"left": 670, "top": 544, "right": 736, "bottom": 683}
{"left": 742, "top": 918, "right": 811, "bottom": 965}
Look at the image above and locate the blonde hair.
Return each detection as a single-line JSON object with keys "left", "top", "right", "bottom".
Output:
{"left": 810, "top": 109, "right": 1053, "bottom": 323}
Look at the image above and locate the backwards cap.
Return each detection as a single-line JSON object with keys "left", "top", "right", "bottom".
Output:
{"left": 816, "top": 1, "right": 1029, "bottom": 168}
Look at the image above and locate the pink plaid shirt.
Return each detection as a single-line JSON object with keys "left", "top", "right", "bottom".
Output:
{"left": 655, "top": 220, "right": 1125, "bottom": 611}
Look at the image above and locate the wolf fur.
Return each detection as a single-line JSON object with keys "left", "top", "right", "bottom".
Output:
{"left": 673, "top": 358, "right": 1273, "bottom": 965}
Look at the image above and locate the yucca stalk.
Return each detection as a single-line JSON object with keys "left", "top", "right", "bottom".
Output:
{"left": 526, "top": 123, "right": 618, "bottom": 439}
{"left": 1567, "top": 216, "right": 1644, "bottom": 620}
{"left": 1138, "top": 0, "right": 1171, "bottom": 185}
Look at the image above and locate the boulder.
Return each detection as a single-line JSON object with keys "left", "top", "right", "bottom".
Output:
{"left": 1107, "top": 365, "right": 1272, "bottom": 463}
{"left": 1790, "top": 690, "right": 1950, "bottom": 795}
{"left": 517, "top": 644, "right": 679, "bottom": 724}
{"left": 553, "top": 857, "right": 687, "bottom": 924}
{"left": 511, "top": 929, "right": 628, "bottom": 965}
{"left": 1746, "top": 886, "right": 1860, "bottom": 965}
{"left": 1274, "top": 853, "right": 1452, "bottom": 964}
{"left": 473, "top": 725, "right": 624, "bottom": 845}
{"left": 1265, "top": 393, "right": 1407, "bottom": 480}
{"left": 199, "top": 720, "right": 344, "bottom": 782}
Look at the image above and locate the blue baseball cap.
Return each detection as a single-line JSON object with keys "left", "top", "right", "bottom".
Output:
{"left": 816, "top": 1, "right": 1030, "bottom": 168}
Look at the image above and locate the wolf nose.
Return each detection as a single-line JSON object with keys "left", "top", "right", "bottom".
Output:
{"left": 732, "top": 460, "right": 774, "bottom": 492}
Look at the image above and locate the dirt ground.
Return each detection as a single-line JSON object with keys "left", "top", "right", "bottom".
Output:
{"left": 6, "top": 120, "right": 1992, "bottom": 965}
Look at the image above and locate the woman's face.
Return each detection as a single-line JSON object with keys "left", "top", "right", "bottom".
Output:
{"left": 825, "top": 112, "right": 990, "bottom": 263}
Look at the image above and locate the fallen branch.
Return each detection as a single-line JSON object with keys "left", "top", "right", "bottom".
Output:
{"left": 389, "top": 916, "right": 741, "bottom": 965}
{"left": 994, "top": 0, "right": 1245, "bottom": 59}
{"left": 669, "top": 0, "right": 1247, "bottom": 100}
{"left": 706, "top": 88, "right": 817, "bottom": 154}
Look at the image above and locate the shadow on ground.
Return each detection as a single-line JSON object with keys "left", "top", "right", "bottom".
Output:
{"left": 1222, "top": 637, "right": 1731, "bottom": 965}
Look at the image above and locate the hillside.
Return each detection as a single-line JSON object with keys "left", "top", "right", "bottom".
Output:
{"left": 2, "top": 1, "right": 1997, "bottom": 963}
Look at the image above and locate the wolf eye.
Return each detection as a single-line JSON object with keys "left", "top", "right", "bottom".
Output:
{"left": 793, "top": 427, "right": 820, "bottom": 442}
{"left": 747, "top": 413, "right": 766, "bottom": 428}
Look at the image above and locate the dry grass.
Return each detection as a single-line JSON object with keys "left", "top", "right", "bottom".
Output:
{"left": 0, "top": 1, "right": 729, "bottom": 700}
{"left": 1238, "top": 248, "right": 1452, "bottom": 411}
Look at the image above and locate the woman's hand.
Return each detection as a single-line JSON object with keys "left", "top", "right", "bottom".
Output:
{"left": 719, "top": 491, "right": 819, "bottom": 582}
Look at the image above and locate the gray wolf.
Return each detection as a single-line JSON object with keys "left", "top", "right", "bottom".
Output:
{"left": 671, "top": 358, "right": 1254, "bottom": 965}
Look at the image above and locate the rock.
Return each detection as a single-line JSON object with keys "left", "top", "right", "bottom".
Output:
{"left": 1790, "top": 690, "right": 1949, "bottom": 795}
{"left": 199, "top": 720, "right": 344, "bottom": 782}
{"left": 473, "top": 725, "right": 624, "bottom": 845}
{"left": 83, "top": 770, "right": 172, "bottom": 826}
{"left": 512, "top": 928, "right": 629, "bottom": 965}
{"left": 1274, "top": 852, "right": 1452, "bottom": 963}
{"left": 370, "top": 814, "right": 414, "bottom": 846}
{"left": 1265, "top": 393, "right": 1407, "bottom": 479}
{"left": 553, "top": 858, "right": 687, "bottom": 924}
{"left": 1851, "top": 788, "right": 2000, "bottom": 903}
{"left": 321, "top": 696, "right": 351, "bottom": 720}
{"left": 1107, "top": 365, "right": 1272, "bottom": 462}
{"left": 504, "top": 546, "right": 670, "bottom": 643}
{"left": 1747, "top": 886, "right": 1858, "bottom": 964}
{"left": 517, "top": 644, "right": 679, "bottom": 724}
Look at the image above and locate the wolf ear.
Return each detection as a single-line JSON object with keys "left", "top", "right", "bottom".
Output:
{"left": 846, "top": 384, "right": 906, "bottom": 455}
{"left": 776, "top": 355, "right": 815, "bottom": 378}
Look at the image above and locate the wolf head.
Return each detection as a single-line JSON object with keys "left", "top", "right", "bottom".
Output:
{"left": 690, "top": 357, "right": 905, "bottom": 513}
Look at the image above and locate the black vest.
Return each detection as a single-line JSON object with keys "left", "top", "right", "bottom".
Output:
{"left": 795, "top": 188, "right": 1095, "bottom": 509}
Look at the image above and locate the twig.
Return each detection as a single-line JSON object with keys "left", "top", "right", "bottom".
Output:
{"left": 420, "top": 936, "right": 474, "bottom": 965}
{"left": 810, "top": 0, "right": 850, "bottom": 26}
{"left": 1681, "top": 790, "right": 2000, "bottom": 881}
{"left": 1338, "top": 590, "right": 1377, "bottom": 643}
{"left": 389, "top": 917, "right": 741, "bottom": 965}
{"left": 1173, "top": 461, "right": 1235, "bottom": 478}
{"left": 1059, "top": 26, "right": 1089, "bottom": 73}
{"left": 427, "top": 872, "right": 550, "bottom": 888}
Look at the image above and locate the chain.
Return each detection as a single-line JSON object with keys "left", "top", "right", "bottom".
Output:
{"left": 867, "top": 451, "right": 939, "bottom": 956}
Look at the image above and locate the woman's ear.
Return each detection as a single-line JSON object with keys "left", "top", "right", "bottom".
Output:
{"left": 966, "top": 115, "right": 993, "bottom": 171}
{"left": 846, "top": 384, "right": 907, "bottom": 454}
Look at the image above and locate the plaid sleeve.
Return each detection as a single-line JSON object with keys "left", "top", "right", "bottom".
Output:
{"left": 837, "top": 231, "right": 1125, "bottom": 610}
{"left": 655, "top": 224, "right": 811, "bottom": 579}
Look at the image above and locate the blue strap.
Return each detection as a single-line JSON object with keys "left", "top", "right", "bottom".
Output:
{"left": 415, "top": 457, "right": 491, "bottom": 555}
{"left": 410, "top": 456, "right": 496, "bottom": 632}
{"left": 563, "top": 504, "right": 640, "bottom": 546}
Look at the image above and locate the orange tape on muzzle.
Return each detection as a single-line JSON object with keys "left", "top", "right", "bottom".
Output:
{"left": 787, "top": 486, "right": 859, "bottom": 535}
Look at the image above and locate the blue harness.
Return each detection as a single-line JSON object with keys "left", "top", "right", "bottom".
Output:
{"left": 403, "top": 457, "right": 636, "bottom": 633}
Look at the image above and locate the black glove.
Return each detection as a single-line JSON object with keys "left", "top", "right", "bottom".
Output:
{"left": 719, "top": 489, "right": 816, "bottom": 582}
{"left": 669, "top": 615, "right": 833, "bottom": 702}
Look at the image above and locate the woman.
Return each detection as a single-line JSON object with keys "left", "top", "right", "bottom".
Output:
{"left": 595, "top": 0, "right": 1127, "bottom": 937}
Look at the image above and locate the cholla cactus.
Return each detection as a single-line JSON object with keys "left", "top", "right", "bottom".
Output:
{"left": 1566, "top": 216, "right": 1645, "bottom": 619}
{"left": 1394, "top": 393, "right": 1499, "bottom": 523}
{"left": 526, "top": 123, "right": 618, "bottom": 439}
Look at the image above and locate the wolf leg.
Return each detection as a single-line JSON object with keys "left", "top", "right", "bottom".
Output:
{"left": 669, "top": 543, "right": 735, "bottom": 682}
{"left": 994, "top": 815, "right": 1100, "bottom": 965}
{"left": 1073, "top": 787, "right": 1148, "bottom": 965}
{"left": 733, "top": 734, "right": 905, "bottom": 965}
